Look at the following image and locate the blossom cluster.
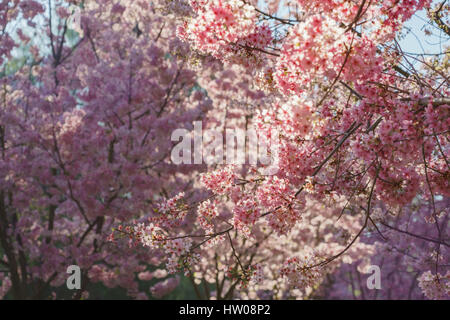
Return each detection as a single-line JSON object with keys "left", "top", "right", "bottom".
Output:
{"left": 177, "top": 0, "right": 272, "bottom": 66}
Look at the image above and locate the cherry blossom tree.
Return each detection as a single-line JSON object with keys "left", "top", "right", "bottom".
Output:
{"left": 0, "top": 0, "right": 448, "bottom": 300}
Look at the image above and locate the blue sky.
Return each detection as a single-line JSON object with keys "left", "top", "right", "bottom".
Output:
{"left": 400, "top": 7, "right": 449, "bottom": 55}
{"left": 258, "top": 0, "right": 449, "bottom": 56}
